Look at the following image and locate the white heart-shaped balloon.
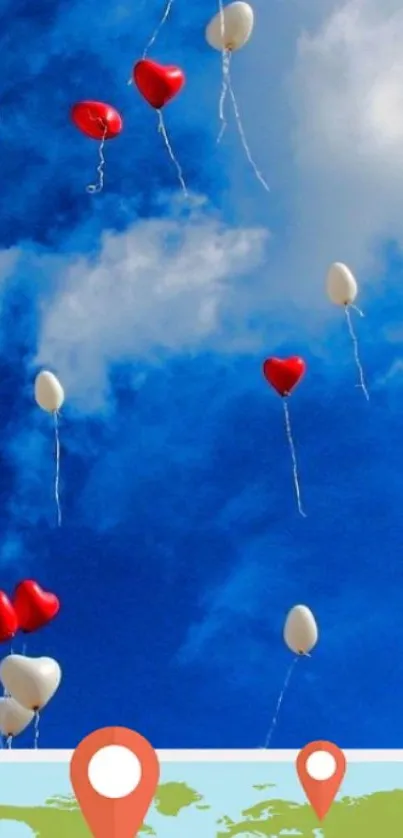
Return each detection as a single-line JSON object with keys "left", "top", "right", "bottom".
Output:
{"left": 205, "top": 2, "right": 254, "bottom": 51}
{"left": 0, "top": 655, "right": 62, "bottom": 711}
{"left": 0, "top": 696, "right": 34, "bottom": 737}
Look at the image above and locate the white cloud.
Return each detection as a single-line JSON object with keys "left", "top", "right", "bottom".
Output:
{"left": 286, "top": 0, "right": 403, "bottom": 286}
{"left": 225, "top": 0, "right": 403, "bottom": 307}
{"left": 8, "top": 0, "right": 403, "bottom": 417}
{"left": 294, "top": 0, "right": 403, "bottom": 166}
{"left": 34, "top": 211, "right": 267, "bottom": 410}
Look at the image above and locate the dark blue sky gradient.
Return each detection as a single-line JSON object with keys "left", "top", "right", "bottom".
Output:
{"left": 0, "top": 0, "right": 403, "bottom": 751}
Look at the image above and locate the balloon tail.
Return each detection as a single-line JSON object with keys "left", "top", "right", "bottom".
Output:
{"left": 54, "top": 411, "right": 62, "bottom": 527}
{"left": 143, "top": 0, "right": 174, "bottom": 58}
{"left": 217, "top": 49, "right": 231, "bottom": 144}
{"left": 226, "top": 69, "right": 270, "bottom": 192}
{"left": 282, "top": 399, "right": 306, "bottom": 518}
{"left": 216, "top": 0, "right": 230, "bottom": 144}
{"left": 86, "top": 125, "right": 107, "bottom": 195}
{"left": 157, "top": 110, "right": 188, "bottom": 197}
{"left": 344, "top": 305, "right": 369, "bottom": 401}
{"left": 6, "top": 736, "right": 12, "bottom": 750}
{"left": 350, "top": 303, "right": 365, "bottom": 318}
{"left": 263, "top": 655, "right": 299, "bottom": 748}
{"left": 34, "top": 711, "right": 40, "bottom": 750}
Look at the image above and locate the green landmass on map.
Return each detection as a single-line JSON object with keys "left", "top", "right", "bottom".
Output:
{"left": 0, "top": 782, "right": 402, "bottom": 836}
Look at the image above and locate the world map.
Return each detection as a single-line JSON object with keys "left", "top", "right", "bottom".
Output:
{"left": 0, "top": 758, "right": 401, "bottom": 836}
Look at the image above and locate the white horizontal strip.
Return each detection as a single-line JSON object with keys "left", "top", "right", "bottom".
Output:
{"left": 0, "top": 749, "right": 402, "bottom": 763}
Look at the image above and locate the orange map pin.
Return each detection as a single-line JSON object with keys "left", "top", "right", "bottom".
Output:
{"left": 70, "top": 726, "right": 160, "bottom": 837}
{"left": 296, "top": 740, "right": 346, "bottom": 820}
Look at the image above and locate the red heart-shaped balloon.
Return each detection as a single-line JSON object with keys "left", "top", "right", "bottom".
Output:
{"left": 133, "top": 59, "right": 185, "bottom": 109}
{"left": 71, "top": 101, "right": 123, "bottom": 140}
{"left": 263, "top": 357, "right": 306, "bottom": 397}
{"left": 12, "top": 580, "right": 60, "bottom": 634}
{"left": 0, "top": 592, "right": 18, "bottom": 642}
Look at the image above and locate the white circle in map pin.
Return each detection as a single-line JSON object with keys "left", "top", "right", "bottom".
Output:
{"left": 306, "top": 751, "right": 337, "bottom": 782}
{"left": 88, "top": 745, "right": 142, "bottom": 799}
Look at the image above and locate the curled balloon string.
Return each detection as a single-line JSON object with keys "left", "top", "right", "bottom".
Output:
{"left": 263, "top": 654, "right": 299, "bottom": 748}
{"left": 142, "top": 0, "right": 174, "bottom": 58}
{"left": 226, "top": 68, "right": 270, "bottom": 193}
{"left": 216, "top": 0, "right": 230, "bottom": 144}
{"left": 54, "top": 411, "right": 62, "bottom": 527}
{"left": 6, "top": 735, "right": 12, "bottom": 750}
{"left": 217, "top": 49, "right": 231, "bottom": 145}
{"left": 350, "top": 303, "right": 365, "bottom": 318}
{"left": 282, "top": 399, "right": 306, "bottom": 518}
{"left": 34, "top": 711, "right": 40, "bottom": 750}
{"left": 157, "top": 110, "right": 188, "bottom": 197}
{"left": 86, "top": 125, "right": 107, "bottom": 195}
{"left": 344, "top": 305, "right": 369, "bottom": 401}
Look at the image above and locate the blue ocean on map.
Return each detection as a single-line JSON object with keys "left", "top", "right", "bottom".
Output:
{"left": 0, "top": 758, "right": 401, "bottom": 837}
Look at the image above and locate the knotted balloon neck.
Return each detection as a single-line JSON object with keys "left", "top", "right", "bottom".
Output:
{"left": 344, "top": 301, "right": 364, "bottom": 317}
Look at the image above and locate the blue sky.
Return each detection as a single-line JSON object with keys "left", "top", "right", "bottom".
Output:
{"left": 1, "top": 0, "right": 403, "bottom": 749}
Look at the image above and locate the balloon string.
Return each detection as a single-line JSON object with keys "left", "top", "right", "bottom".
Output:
{"left": 263, "top": 655, "right": 299, "bottom": 748}
{"left": 226, "top": 66, "right": 270, "bottom": 192}
{"left": 157, "top": 110, "right": 188, "bottom": 197}
{"left": 217, "top": 49, "right": 231, "bottom": 144}
{"left": 6, "top": 735, "right": 12, "bottom": 750}
{"left": 34, "top": 711, "right": 40, "bottom": 750}
{"left": 350, "top": 303, "right": 365, "bottom": 317}
{"left": 282, "top": 399, "right": 306, "bottom": 518}
{"left": 216, "top": 0, "right": 229, "bottom": 143}
{"left": 344, "top": 305, "right": 369, "bottom": 401}
{"left": 86, "top": 126, "right": 107, "bottom": 194}
{"left": 54, "top": 411, "right": 62, "bottom": 527}
{"left": 143, "top": 0, "right": 174, "bottom": 58}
